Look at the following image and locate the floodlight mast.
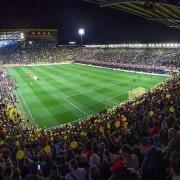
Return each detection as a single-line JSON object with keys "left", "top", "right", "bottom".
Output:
{"left": 78, "top": 28, "right": 85, "bottom": 46}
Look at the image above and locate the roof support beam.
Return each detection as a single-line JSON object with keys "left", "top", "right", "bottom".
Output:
{"left": 100, "top": 0, "right": 134, "bottom": 8}
{"left": 99, "top": 0, "right": 180, "bottom": 8}
{"left": 147, "top": 17, "right": 180, "bottom": 21}
{"left": 170, "top": 25, "right": 180, "bottom": 28}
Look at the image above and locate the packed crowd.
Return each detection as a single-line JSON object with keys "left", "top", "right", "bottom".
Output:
{"left": 75, "top": 48, "right": 180, "bottom": 74}
{"left": 0, "top": 47, "right": 180, "bottom": 74}
{"left": 0, "top": 57, "right": 180, "bottom": 179}
{"left": 0, "top": 47, "right": 75, "bottom": 64}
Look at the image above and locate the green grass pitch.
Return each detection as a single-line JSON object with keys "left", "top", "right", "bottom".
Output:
{"left": 8, "top": 64, "right": 168, "bottom": 128}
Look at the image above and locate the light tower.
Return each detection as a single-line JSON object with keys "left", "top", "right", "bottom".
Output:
{"left": 78, "top": 28, "right": 85, "bottom": 46}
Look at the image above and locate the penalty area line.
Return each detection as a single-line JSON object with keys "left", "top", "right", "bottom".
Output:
{"left": 63, "top": 97, "right": 89, "bottom": 116}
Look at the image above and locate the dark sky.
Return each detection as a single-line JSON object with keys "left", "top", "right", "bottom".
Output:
{"left": 0, "top": 0, "right": 180, "bottom": 44}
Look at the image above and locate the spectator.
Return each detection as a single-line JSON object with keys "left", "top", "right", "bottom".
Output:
{"left": 108, "top": 139, "right": 139, "bottom": 180}
{"left": 89, "top": 146, "right": 101, "bottom": 168}
{"left": 165, "top": 132, "right": 180, "bottom": 162}
{"left": 169, "top": 151, "right": 180, "bottom": 180}
{"left": 122, "top": 144, "right": 139, "bottom": 170}
{"left": 12, "top": 168, "right": 22, "bottom": 180}
{"left": 88, "top": 166, "right": 102, "bottom": 180}
{"left": 140, "top": 137, "right": 166, "bottom": 180}
{"left": 65, "top": 159, "right": 87, "bottom": 180}
{"left": 25, "top": 163, "right": 44, "bottom": 180}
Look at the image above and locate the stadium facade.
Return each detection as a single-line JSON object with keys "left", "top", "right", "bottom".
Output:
{"left": 0, "top": 29, "right": 58, "bottom": 47}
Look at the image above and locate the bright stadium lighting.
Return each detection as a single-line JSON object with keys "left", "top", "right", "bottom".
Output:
{"left": 78, "top": 28, "right": 84, "bottom": 35}
{"left": 69, "top": 41, "right": 76, "bottom": 45}
{"left": 29, "top": 41, "right": 32, "bottom": 44}
{"left": 78, "top": 28, "right": 85, "bottom": 46}
{"left": 20, "top": 33, "right": 24, "bottom": 39}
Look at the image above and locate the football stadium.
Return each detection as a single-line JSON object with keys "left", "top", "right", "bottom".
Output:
{"left": 0, "top": 0, "right": 180, "bottom": 180}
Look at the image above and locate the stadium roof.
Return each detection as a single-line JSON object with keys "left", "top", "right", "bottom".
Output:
{"left": 84, "top": 0, "right": 180, "bottom": 29}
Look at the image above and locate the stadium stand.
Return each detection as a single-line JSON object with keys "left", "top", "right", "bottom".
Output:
{"left": 0, "top": 46, "right": 179, "bottom": 180}
{"left": 1, "top": 47, "right": 179, "bottom": 74}
{"left": 75, "top": 48, "right": 180, "bottom": 74}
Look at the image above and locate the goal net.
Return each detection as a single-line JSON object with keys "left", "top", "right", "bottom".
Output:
{"left": 129, "top": 87, "right": 146, "bottom": 100}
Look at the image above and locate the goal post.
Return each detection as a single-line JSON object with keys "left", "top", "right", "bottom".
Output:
{"left": 129, "top": 87, "right": 146, "bottom": 100}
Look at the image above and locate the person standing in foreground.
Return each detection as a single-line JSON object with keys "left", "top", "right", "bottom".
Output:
{"left": 65, "top": 159, "right": 87, "bottom": 180}
{"left": 169, "top": 151, "right": 180, "bottom": 180}
{"left": 107, "top": 133, "right": 139, "bottom": 180}
{"left": 140, "top": 137, "right": 166, "bottom": 180}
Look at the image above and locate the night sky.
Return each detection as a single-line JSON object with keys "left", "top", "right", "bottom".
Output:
{"left": 0, "top": 0, "right": 180, "bottom": 44}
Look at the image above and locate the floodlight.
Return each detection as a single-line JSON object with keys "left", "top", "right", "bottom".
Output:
{"left": 29, "top": 41, "right": 32, "bottom": 44}
{"left": 20, "top": 33, "right": 24, "bottom": 39}
{"left": 78, "top": 29, "right": 85, "bottom": 35}
{"left": 78, "top": 28, "right": 85, "bottom": 46}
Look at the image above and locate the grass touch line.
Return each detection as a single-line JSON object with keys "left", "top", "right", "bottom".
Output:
{"left": 17, "top": 88, "right": 36, "bottom": 126}
{"left": 75, "top": 63, "right": 171, "bottom": 77}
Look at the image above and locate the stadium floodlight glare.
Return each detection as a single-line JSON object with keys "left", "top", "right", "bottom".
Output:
{"left": 174, "top": 43, "right": 178, "bottom": 47}
{"left": 78, "top": 28, "right": 84, "bottom": 35}
{"left": 69, "top": 41, "right": 76, "bottom": 45}
{"left": 29, "top": 41, "right": 32, "bottom": 44}
{"left": 78, "top": 28, "right": 85, "bottom": 46}
{"left": 20, "top": 33, "right": 24, "bottom": 40}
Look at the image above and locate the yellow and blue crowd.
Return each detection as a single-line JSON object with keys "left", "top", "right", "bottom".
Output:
{"left": 0, "top": 48, "right": 180, "bottom": 180}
